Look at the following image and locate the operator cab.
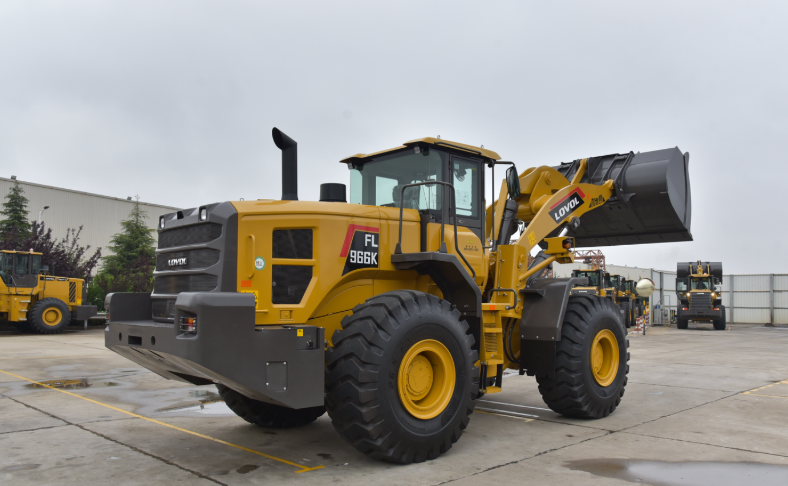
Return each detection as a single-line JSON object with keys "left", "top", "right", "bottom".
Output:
{"left": 0, "top": 250, "right": 43, "bottom": 288}
{"left": 343, "top": 138, "right": 499, "bottom": 243}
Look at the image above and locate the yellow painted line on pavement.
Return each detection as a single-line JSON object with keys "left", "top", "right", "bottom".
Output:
{"left": 0, "top": 369, "right": 323, "bottom": 473}
{"left": 741, "top": 379, "right": 788, "bottom": 399}
{"left": 0, "top": 354, "right": 108, "bottom": 361}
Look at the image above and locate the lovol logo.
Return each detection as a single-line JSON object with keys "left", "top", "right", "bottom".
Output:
{"left": 340, "top": 224, "right": 380, "bottom": 275}
{"left": 549, "top": 188, "right": 585, "bottom": 224}
{"left": 168, "top": 257, "right": 188, "bottom": 267}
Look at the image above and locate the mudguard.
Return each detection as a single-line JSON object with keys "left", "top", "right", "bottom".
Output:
{"left": 519, "top": 277, "right": 588, "bottom": 378}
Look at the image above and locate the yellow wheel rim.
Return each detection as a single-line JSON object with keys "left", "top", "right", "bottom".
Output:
{"left": 42, "top": 307, "right": 63, "bottom": 327}
{"left": 398, "top": 339, "right": 455, "bottom": 420}
{"left": 590, "top": 329, "right": 619, "bottom": 387}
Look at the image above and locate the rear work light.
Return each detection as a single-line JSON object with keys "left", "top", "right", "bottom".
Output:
{"left": 179, "top": 316, "right": 197, "bottom": 333}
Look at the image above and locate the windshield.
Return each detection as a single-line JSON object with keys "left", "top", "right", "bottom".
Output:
{"left": 575, "top": 270, "right": 600, "bottom": 287}
{"left": 349, "top": 148, "right": 445, "bottom": 213}
{"left": 677, "top": 279, "right": 687, "bottom": 292}
{"left": 691, "top": 277, "right": 712, "bottom": 290}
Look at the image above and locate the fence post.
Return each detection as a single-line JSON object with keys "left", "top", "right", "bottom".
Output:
{"left": 768, "top": 274, "right": 775, "bottom": 327}
{"left": 730, "top": 275, "right": 734, "bottom": 325}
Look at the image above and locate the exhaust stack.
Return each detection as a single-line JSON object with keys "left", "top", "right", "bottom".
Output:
{"left": 272, "top": 127, "right": 298, "bottom": 201}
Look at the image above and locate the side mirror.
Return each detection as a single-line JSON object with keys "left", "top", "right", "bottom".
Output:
{"left": 505, "top": 166, "right": 521, "bottom": 199}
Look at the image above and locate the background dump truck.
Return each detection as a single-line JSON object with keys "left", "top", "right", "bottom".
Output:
{"left": 1, "top": 250, "right": 97, "bottom": 334}
{"left": 105, "top": 129, "right": 692, "bottom": 463}
{"left": 676, "top": 261, "right": 725, "bottom": 330}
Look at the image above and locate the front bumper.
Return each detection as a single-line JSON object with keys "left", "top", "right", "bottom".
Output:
{"left": 104, "top": 292, "right": 324, "bottom": 409}
{"left": 678, "top": 307, "right": 723, "bottom": 321}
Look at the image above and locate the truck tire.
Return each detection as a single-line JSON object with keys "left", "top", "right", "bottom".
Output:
{"left": 326, "top": 290, "right": 478, "bottom": 464}
{"left": 620, "top": 301, "right": 631, "bottom": 328}
{"left": 677, "top": 317, "right": 689, "bottom": 329}
{"left": 714, "top": 305, "right": 727, "bottom": 330}
{"left": 535, "top": 295, "right": 629, "bottom": 419}
{"left": 28, "top": 298, "right": 71, "bottom": 334}
{"left": 217, "top": 384, "right": 325, "bottom": 428}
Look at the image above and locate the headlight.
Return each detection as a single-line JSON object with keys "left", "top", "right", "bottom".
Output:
{"left": 159, "top": 216, "right": 165, "bottom": 229}
{"left": 199, "top": 207, "right": 208, "bottom": 221}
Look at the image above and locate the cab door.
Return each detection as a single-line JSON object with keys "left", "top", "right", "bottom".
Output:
{"left": 12, "top": 254, "right": 37, "bottom": 288}
{"left": 446, "top": 156, "right": 485, "bottom": 284}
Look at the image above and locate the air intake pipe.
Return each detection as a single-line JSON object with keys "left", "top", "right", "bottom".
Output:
{"left": 272, "top": 127, "right": 298, "bottom": 201}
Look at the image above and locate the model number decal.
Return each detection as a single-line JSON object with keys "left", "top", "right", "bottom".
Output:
{"left": 549, "top": 189, "right": 585, "bottom": 224}
{"left": 341, "top": 225, "right": 380, "bottom": 275}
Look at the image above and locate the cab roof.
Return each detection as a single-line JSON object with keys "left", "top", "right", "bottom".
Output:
{"left": 340, "top": 137, "right": 501, "bottom": 164}
{"left": 1, "top": 250, "right": 43, "bottom": 255}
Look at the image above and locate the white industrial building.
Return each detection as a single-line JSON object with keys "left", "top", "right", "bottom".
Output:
{"left": 554, "top": 262, "right": 788, "bottom": 326}
{"left": 0, "top": 176, "right": 178, "bottom": 268}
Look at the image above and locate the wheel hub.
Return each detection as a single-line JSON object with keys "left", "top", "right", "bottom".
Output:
{"left": 398, "top": 339, "right": 455, "bottom": 420}
{"left": 43, "top": 308, "right": 62, "bottom": 326}
{"left": 590, "top": 329, "right": 619, "bottom": 387}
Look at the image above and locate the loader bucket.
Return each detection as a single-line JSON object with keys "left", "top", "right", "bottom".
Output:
{"left": 677, "top": 261, "right": 722, "bottom": 281}
{"left": 554, "top": 147, "right": 692, "bottom": 247}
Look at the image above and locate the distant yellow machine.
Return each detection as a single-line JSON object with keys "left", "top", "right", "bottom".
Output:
{"left": 1, "top": 250, "right": 97, "bottom": 334}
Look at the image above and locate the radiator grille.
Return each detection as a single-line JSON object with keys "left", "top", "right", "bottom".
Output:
{"left": 272, "top": 265, "right": 312, "bottom": 304}
{"left": 690, "top": 292, "right": 712, "bottom": 310}
{"left": 272, "top": 229, "right": 313, "bottom": 259}
{"left": 155, "top": 249, "right": 221, "bottom": 271}
{"left": 153, "top": 274, "right": 218, "bottom": 294}
{"left": 158, "top": 224, "right": 222, "bottom": 249}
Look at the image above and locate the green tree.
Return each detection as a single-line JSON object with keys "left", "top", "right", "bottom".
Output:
{"left": 87, "top": 199, "right": 156, "bottom": 310}
{"left": 0, "top": 180, "right": 32, "bottom": 242}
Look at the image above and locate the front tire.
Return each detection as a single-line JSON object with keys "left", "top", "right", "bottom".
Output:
{"left": 714, "top": 305, "right": 727, "bottom": 330}
{"left": 326, "top": 290, "right": 478, "bottom": 464}
{"left": 536, "top": 295, "right": 629, "bottom": 419}
{"left": 677, "top": 317, "right": 689, "bottom": 329}
{"left": 28, "top": 298, "right": 71, "bottom": 334}
{"left": 217, "top": 384, "right": 325, "bottom": 428}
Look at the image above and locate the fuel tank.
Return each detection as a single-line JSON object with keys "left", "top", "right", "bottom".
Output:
{"left": 554, "top": 147, "right": 692, "bottom": 247}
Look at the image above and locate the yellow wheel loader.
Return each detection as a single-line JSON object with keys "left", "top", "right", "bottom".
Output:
{"left": 1, "top": 250, "right": 97, "bottom": 334}
{"left": 676, "top": 261, "right": 725, "bottom": 330}
{"left": 105, "top": 130, "right": 692, "bottom": 463}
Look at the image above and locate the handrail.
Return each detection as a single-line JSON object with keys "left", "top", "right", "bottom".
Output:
{"left": 485, "top": 288, "right": 517, "bottom": 310}
{"left": 394, "top": 181, "right": 476, "bottom": 279}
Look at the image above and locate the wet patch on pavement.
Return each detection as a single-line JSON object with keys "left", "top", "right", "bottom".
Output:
{"left": 567, "top": 459, "right": 788, "bottom": 486}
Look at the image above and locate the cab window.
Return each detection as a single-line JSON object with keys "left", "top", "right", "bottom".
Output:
{"left": 31, "top": 255, "right": 42, "bottom": 275}
{"left": 451, "top": 158, "right": 479, "bottom": 219}
{"left": 691, "top": 277, "right": 712, "bottom": 290}
{"left": 676, "top": 279, "right": 687, "bottom": 292}
{"left": 15, "top": 254, "right": 29, "bottom": 275}
{"left": 576, "top": 271, "right": 600, "bottom": 287}
{"left": 349, "top": 148, "right": 444, "bottom": 214}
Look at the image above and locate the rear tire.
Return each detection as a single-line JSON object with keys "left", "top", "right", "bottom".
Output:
{"left": 217, "top": 384, "right": 325, "bottom": 428}
{"left": 536, "top": 295, "right": 629, "bottom": 419}
{"left": 28, "top": 298, "right": 71, "bottom": 334}
{"left": 620, "top": 301, "right": 631, "bottom": 328}
{"left": 326, "top": 290, "right": 478, "bottom": 464}
{"left": 714, "top": 305, "right": 727, "bottom": 330}
{"left": 677, "top": 317, "right": 689, "bottom": 329}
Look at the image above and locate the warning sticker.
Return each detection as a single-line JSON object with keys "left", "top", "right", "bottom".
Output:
{"left": 240, "top": 289, "right": 259, "bottom": 308}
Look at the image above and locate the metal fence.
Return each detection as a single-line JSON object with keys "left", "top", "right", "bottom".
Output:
{"left": 553, "top": 263, "right": 787, "bottom": 325}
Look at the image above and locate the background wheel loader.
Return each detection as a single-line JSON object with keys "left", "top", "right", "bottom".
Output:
{"left": 676, "top": 261, "right": 725, "bottom": 330}
{"left": 105, "top": 130, "right": 693, "bottom": 463}
{"left": 1, "top": 250, "right": 97, "bottom": 334}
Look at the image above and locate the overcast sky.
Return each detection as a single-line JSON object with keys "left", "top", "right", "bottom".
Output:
{"left": 1, "top": 1, "right": 786, "bottom": 273}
